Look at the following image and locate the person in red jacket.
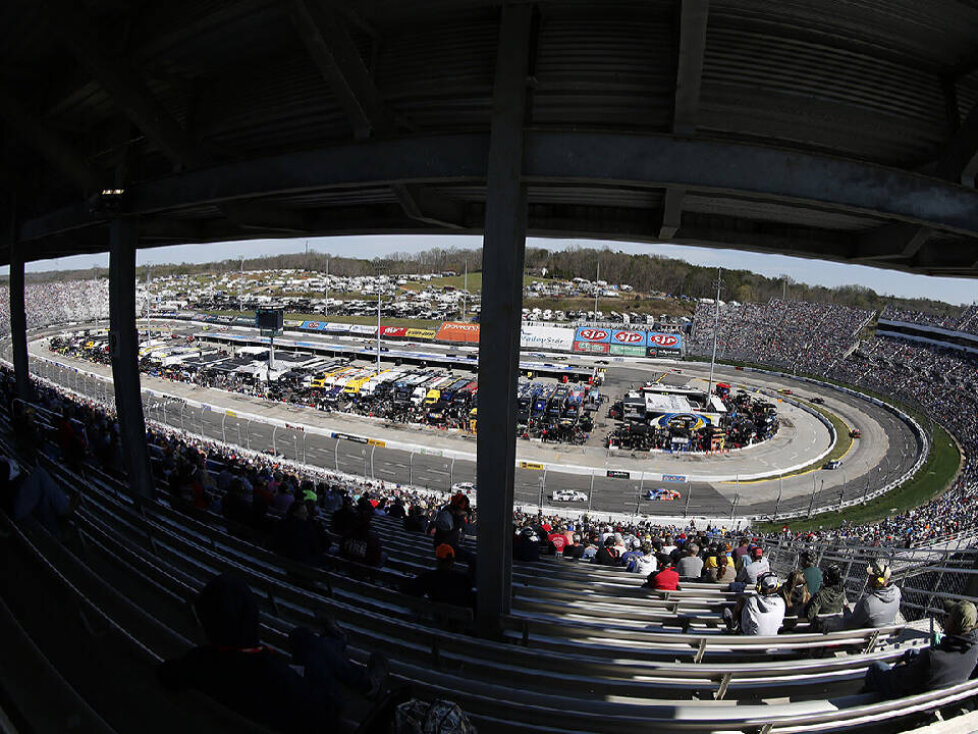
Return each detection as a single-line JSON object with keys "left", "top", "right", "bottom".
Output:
{"left": 644, "top": 553, "right": 680, "bottom": 591}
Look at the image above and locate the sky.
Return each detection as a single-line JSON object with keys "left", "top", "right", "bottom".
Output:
{"left": 12, "top": 234, "right": 978, "bottom": 306}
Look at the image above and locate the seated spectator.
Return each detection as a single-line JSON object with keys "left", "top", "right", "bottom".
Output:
{"left": 626, "top": 542, "right": 657, "bottom": 575}
{"left": 158, "top": 573, "right": 337, "bottom": 732}
{"left": 403, "top": 504, "right": 428, "bottom": 533}
{"left": 513, "top": 526, "right": 542, "bottom": 563}
{"left": 580, "top": 537, "right": 598, "bottom": 562}
{"left": 402, "top": 544, "right": 475, "bottom": 609}
{"left": 780, "top": 570, "right": 812, "bottom": 627}
{"left": 676, "top": 543, "right": 704, "bottom": 581}
{"left": 563, "top": 533, "right": 585, "bottom": 560}
{"left": 644, "top": 554, "right": 679, "bottom": 591}
{"left": 704, "top": 552, "right": 736, "bottom": 584}
{"left": 290, "top": 620, "right": 388, "bottom": 704}
{"left": 803, "top": 564, "right": 846, "bottom": 630}
{"left": 731, "top": 537, "right": 750, "bottom": 565}
{"left": 620, "top": 538, "right": 643, "bottom": 567}
{"left": 339, "top": 503, "right": 384, "bottom": 567}
{"left": 330, "top": 495, "right": 358, "bottom": 537}
{"left": 863, "top": 601, "right": 978, "bottom": 699}
{"left": 387, "top": 497, "right": 406, "bottom": 519}
{"left": 736, "top": 546, "right": 770, "bottom": 586}
{"left": 272, "top": 500, "right": 328, "bottom": 566}
{"left": 726, "top": 572, "right": 786, "bottom": 635}
{"left": 845, "top": 560, "right": 901, "bottom": 629}
{"left": 801, "top": 551, "right": 823, "bottom": 595}
{"left": 431, "top": 494, "right": 475, "bottom": 571}
{"left": 0, "top": 456, "right": 78, "bottom": 537}
{"left": 594, "top": 536, "right": 621, "bottom": 566}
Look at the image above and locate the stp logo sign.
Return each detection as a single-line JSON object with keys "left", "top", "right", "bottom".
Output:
{"left": 649, "top": 333, "right": 679, "bottom": 347}
{"left": 613, "top": 331, "right": 644, "bottom": 344}
{"left": 579, "top": 329, "right": 608, "bottom": 341}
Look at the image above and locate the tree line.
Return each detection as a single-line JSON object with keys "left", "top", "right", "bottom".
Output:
{"left": 16, "top": 244, "right": 963, "bottom": 317}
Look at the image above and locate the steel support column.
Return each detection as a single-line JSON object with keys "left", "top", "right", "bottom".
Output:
{"left": 475, "top": 3, "right": 533, "bottom": 635}
{"left": 8, "top": 214, "right": 30, "bottom": 401}
{"left": 109, "top": 217, "right": 154, "bottom": 498}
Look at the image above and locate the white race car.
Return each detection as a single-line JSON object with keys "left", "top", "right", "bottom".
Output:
{"left": 551, "top": 490, "right": 588, "bottom": 502}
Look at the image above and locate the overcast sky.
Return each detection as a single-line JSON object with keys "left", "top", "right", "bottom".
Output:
{"left": 14, "top": 234, "right": 978, "bottom": 306}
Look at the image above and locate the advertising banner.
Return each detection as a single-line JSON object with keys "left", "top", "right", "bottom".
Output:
{"left": 609, "top": 344, "right": 646, "bottom": 357}
{"left": 574, "top": 327, "right": 612, "bottom": 343}
{"left": 610, "top": 329, "right": 648, "bottom": 347}
{"left": 405, "top": 328, "right": 437, "bottom": 340}
{"left": 606, "top": 470, "right": 630, "bottom": 479}
{"left": 647, "top": 332, "right": 683, "bottom": 350}
{"left": 435, "top": 322, "right": 481, "bottom": 343}
{"left": 380, "top": 326, "right": 408, "bottom": 338}
{"left": 299, "top": 321, "right": 328, "bottom": 332}
{"left": 572, "top": 341, "right": 610, "bottom": 354}
{"left": 323, "top": 323, "right": 351, "bottom": 334}
{"left": 348, "top": 324, "right": 377, "bottom": 336}
{"left": 520, "top": 325, "right": 575, "bottom": 351}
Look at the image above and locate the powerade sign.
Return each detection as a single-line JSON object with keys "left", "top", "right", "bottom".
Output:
{"left": 574, "top": 327, "right": 611, "bottom": 343}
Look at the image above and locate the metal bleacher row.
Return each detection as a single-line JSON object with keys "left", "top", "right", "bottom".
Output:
{"left": 3, "top": 402, "right": 978, "bottom": 733}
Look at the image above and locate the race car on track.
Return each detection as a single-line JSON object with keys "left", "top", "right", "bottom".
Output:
{"left": 643, "top": 487, "right": 681, "bottom": 501}
{"left": 451, "top": 482, "right": 476, "bottom": 494}
{"left": 551, "top": 490, "right": 588, "bottom": 502}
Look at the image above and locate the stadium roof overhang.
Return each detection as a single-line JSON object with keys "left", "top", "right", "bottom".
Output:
{"left": 3, "top": 0, "right": 978, "bottom": 276}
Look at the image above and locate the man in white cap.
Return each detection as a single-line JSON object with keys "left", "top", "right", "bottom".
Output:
{"left": 724, "top": 572, "right": 786, "bottom": 635}
{"left": 846, "top": 559, "right": 901, "bottom": 629}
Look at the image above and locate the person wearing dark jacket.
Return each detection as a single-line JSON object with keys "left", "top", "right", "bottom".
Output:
{"left": 402, "top": 544, "right": 475, "bottom": 608}
{"left": 272, "top": 500, "right": 327, "bottom": 566}
{"left": 158, "top": 573, "right": 336, "bottom": 732}
{"left": 864, "top": 601, "right": 978, "bottom": 698}
{"left": 595, "top": 536, "right": 621, "bottom": 567}
{"left": 513, "top": 526, "right": 542, "bottom": 562}
{"left": 804, "top": 564, "right": 846, "bottom": 629}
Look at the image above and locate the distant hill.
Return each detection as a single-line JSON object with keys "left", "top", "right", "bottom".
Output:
{"left": 12, "top": 244, "right": 963, "bottom": 318}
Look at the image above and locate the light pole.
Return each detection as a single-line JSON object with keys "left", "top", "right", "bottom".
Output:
{"left": 706, "top": 267, "right": 722, "bottom": 400}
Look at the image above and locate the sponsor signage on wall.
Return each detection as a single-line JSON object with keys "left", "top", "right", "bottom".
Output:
{"left": 610, "top": 330, "right": 648, "bottom": 346}
{"left": 323, "top": 323, "right": 352, "bottom": 334}
{"left": 647, "top": 333, "right": 683, "bottom": 350}
{"left": 380, "top": 326, "right": 408, "bottom": 338}
{"left": 404, "top": 328, "right": 437, "bottom": 340}
{"left": 572, "top": 341, "right": 610, "bottom": 354}
{"left": 574, "top": 327, "right": 612, "bottom": 343}
{"left": 435, "top": 322, "right": 481, "bottom": 343}
{"left": 609, "top": 344, "right": 646, "bottom": 356}
{"left": 348, "top": 324, "right": 377, "bottom": 336}
{"left": 520, "top": 325, "right": 575, "bottom": 351}
{"left": 299, "top": 321, "right": 327, "bottom": 331}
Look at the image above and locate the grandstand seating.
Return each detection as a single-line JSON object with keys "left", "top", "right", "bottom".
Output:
{"left": 5, "top": 390, "right": 978, "bottom": 732}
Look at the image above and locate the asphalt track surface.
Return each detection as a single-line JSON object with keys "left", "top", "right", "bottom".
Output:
{"left": 26, "top": 322, "right": 922, "bottom": 521}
